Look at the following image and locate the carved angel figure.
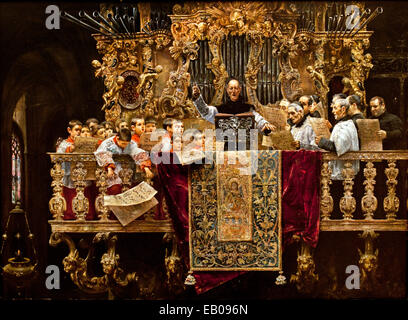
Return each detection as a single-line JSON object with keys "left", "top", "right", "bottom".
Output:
{"left": 102, "top": 76, "right": 125, "bottom": 111}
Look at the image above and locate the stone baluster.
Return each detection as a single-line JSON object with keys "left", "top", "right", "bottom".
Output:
{"left": 340, "top": 161, "right": 356, "bottom": 220}
{"left": 49, "top": 160, "right": 66, "bottom": 220}
{"left": 119, "top": 161, "right": 133, "bottom": 192}
{"left": 361, "top": 161, "right": 378, "bottom": 220}
{"left": 384, "top": 160, "right": 399, "bottom": 220}
{"left": 320, "top": 161, "right": 333, "bottom": 220}
{"left": 71, "top": 162, "right": 89, "bottom": 221}
{"left": 95, "top": 168, "right": 110, "bottom": 221}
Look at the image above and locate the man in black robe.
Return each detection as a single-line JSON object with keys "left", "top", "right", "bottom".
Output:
{"left": 192, "top": 79, "right": 275, "bottom": 133}
{"left": 347, "top": 94, "right": 365, "bottom": 128}
{"left": 369, "top": 96, "right": 403, "bottom": 150}
{"left": 299, "top": 95, "right": 321, "bottom": 119}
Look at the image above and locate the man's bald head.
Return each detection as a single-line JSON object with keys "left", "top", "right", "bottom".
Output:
{"left": 226, "top": 79, "right": 241, "bottom": 102}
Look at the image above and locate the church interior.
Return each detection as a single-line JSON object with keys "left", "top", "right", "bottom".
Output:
{"left": 1, "top": 1, "right": 408, "bottom": 301}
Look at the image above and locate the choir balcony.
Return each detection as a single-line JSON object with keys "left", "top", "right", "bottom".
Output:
{"left": 46, "top": 150, "right": 408, "bottom": 297}
{"left": 48, "top": 150, "right": 408, "bottom": 231}
{"left": 47, "top": 153, "right": 174, "bottom": 233}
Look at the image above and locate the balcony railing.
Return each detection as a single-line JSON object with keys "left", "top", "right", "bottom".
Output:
{"left": 48, "top": 150, "right": 408, "bottom": 233}
{"left": 47, "top": 152, "right": 174, "bottom": 233}
{"left": 319, "top": 151, "right": 408, "bottom": 232}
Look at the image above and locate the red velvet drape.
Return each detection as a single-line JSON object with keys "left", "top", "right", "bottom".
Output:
{"left": 62, "top": 184, "right": 97, "bottom": 220}
{"left": 281, "top": 150, "right": 321, "bottom": 248}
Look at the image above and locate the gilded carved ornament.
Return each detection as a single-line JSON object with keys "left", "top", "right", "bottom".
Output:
{"left": 320, "top": 161, "right": 333, "bottom": 220}
{"left": 169, "top": 1, "right": 306, "bottom": 111}
{"left": 361, "top": 161, "right": 377, "bottom": 220}
{"left": 92, "top": 33, "right": 171, "bottom": 123}
{"left": 49, "top": 161, "right": 66, "bottom": 220}
{"left": 307, "top": 36, "right": 373, "bottom": 111}
{"left": 357, "top": 230, "right": 380, "bottom": 292}
{"left": 340, "top": 161, "right": 356, "bottom": 220}
{"left": 384, "top": 160, "right": 400, "bottom": 220}
{"left": 290, "top": 241, "right": 319, "bottom": 294}
{"left": 49, "top": 232, "right": 138, "bottom": 295}
{"left": 158, "top": 27, "right": 200, "bottom": 118}
{"left": 71, "top": 162, "right": 89, "bottom": 221}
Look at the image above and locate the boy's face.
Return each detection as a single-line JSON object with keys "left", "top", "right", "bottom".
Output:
{"left": 195, "top": 134, "right": 203, "bottom": 148}
{"left": 80, "top": 127, "right": 91, "bottom": 137}
{"left": 173, "top": 137, "right": 182, "bottom": 151}
{"left": 97, "top": 127, "right": 106, "bottom": 138}
{"left": 106, "top": 128, "right": 114, "bottom": 137}
{"left": 132, "top": 119, "right": 145, "bottom": 136}
{"left": 68, "top": 125, "right": 82, "bottom": 139}
{"left": 89, "top": 122, "right": 98, "bottom": 131}
{"left": 145, "top": 122, "right": 156, "bottom": 133}
{"left": 117, "top": 121, "right": 129, "bottom": 131}
{"left": 172, "top": 122, "right": 184, "bottom": 136}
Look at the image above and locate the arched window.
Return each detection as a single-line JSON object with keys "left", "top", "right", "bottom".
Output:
{"left": 11, "top": 125, "right": 24, "bottom": 204}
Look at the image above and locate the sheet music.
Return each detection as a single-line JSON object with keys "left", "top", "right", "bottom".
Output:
{"left": 103, "top": 181, "right": 158, "bottom": 226}
{"left": 356, "top": 119, "right": 383, "bottom": 151}
{"left": 262, "top": 130, "right": 296, "bottom": 150}
{"left": 261, "top": 106, "right": 288, "bottom": 131}
{"left": 309, "top": 117, "right": 331, "bottom": 139}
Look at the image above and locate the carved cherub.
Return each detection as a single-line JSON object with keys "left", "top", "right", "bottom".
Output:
{"left": 290, "top": 253, "right": 319, "bottom": 292}
{"left": 91, "top": 60, "right": 105, "bottom": 78}
{"left": 229, "top": 9, "right": 247, "bottom": 33}
{"left": 137, "top": 65, "right": 163, "bottom": 95}
{"left": 101, "top": 252, "right": 118, "bottom": 275}
{"left": 102, "top": 76, "right": 125, "bottom": 111}
{"left": 358, "top": 249, "right": 380, "bottom": 291}
{"left": 307, "top": 65, "right": 327, "bottom": 91}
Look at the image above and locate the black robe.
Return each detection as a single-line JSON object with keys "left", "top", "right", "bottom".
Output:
{"left": 370, "top": 111, "right": 403, "bottom": 150}
{"left": 216, "top": 96, "right": 254, "bottom": 115}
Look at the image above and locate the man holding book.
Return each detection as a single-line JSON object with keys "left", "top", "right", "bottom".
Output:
{"left": 192, "top": 79, "right": 275, "bottom": 134}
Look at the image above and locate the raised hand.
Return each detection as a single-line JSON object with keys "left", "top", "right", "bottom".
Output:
{"left": 144, "top": 167, "right": 154, "bottom": 179}
{"left": 192, "top": 84, "right": 201, "bottom": 99}
{"left": 107, "top": 167, "right": 115, "bottom": 179}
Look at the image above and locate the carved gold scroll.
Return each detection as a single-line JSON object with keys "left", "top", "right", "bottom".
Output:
{"left": 92, "top": 2, "right": 374, "bottom": 124}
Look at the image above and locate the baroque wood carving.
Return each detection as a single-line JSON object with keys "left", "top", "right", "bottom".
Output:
{"left": 92, "top": 32, "right": 171, "bottom": 123}
{"left": 290, "top": 240, "right": 319, "bottom": 294}
{"left": 320, "top": 160, "right": 333, "bottom": 220}
{"left": 384, "top": 160, "right": 400, "bottom": 220}
{"left": 49, "top": 161, "right": 66, "bottom": 220}
{"left": 339, "top": 161, "right": 356, "bottom": 220}
{"left": 361, "top": 161, "right": 377, "bottom": 220}
{"left": 357, "top": 231, "right": 380, "bottom": 292}
{"left": 91, "top": 2, "right": 374, "bottom": 122}
{"left": 49, "top": 232, "right": 138, "bottom": 295}
{"left": 169, "top": 2, "right": 303, "bottom": 111}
